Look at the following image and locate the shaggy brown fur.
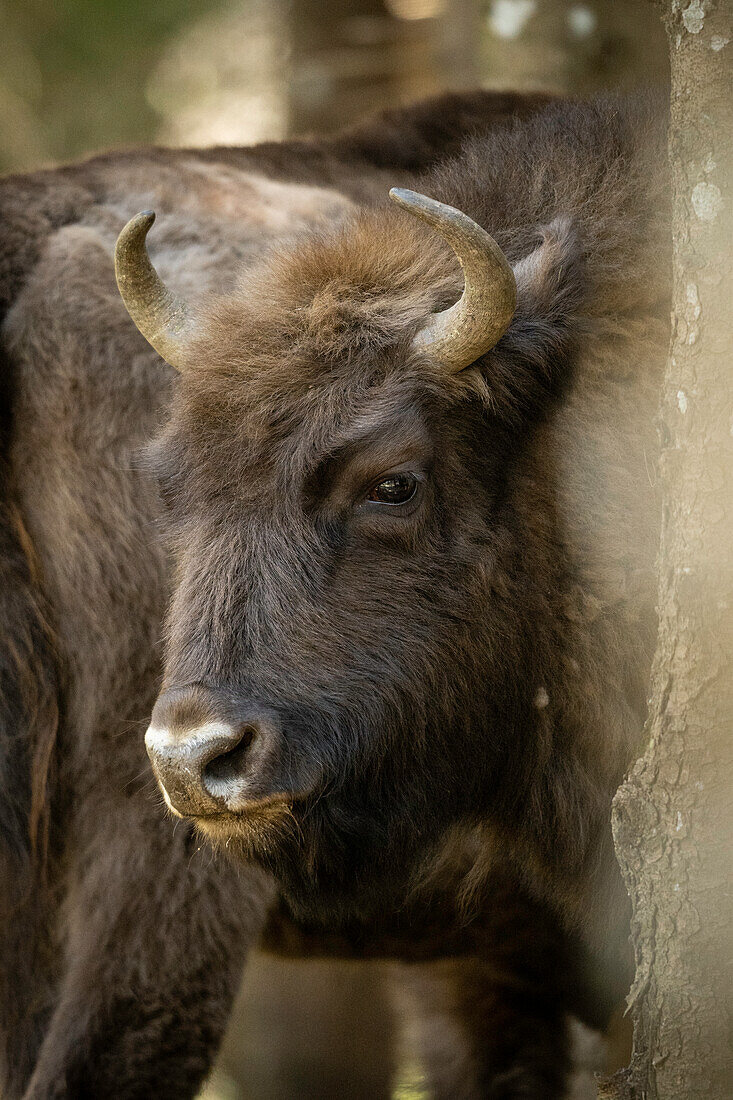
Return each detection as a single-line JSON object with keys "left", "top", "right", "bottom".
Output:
{"left": 148, "top": 93, "right": 669, "bottom": 1095}
{"left": 0, "top": 91, "right": 554, "bottom": 1099}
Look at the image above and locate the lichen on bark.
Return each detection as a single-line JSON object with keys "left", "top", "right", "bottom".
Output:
{"left": 604, "top": 1, "right": 733, "bottom": 1097}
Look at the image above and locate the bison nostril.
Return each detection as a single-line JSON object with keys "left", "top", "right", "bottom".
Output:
{"left": 202, "top": 725, "right": 255, "bottom": 789}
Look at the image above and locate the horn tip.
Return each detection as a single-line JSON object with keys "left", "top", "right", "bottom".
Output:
{"left": 389, "top": 188, "right": 443, "bottom": 220}
{"left": 125, "top": 209, "right": 156, "bottom": 233}
{"left": 117, "top": 210, "right": 156, "bottom": 245}
{"left": 388, "top": 187, "right": 415, "bottom": 206}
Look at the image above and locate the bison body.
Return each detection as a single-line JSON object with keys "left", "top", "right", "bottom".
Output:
{"left": 0, "top": 90, "right": 666, "bottom": 1098}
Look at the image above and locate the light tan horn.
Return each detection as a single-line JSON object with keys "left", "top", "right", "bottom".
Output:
{"left": 388, "top": 188, "right": 516, "bottom": 373}
{"left": 115, "top": 211, "right": 197, "bottom": 371}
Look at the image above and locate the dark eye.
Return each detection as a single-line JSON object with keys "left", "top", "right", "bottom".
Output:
{"left": 368, "top": 473, "right": 419, "bottom": 506}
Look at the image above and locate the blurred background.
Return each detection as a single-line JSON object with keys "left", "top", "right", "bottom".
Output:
{"left": 0, "top": 2, "right": 669, "bottom": 1097}
{"left": 0, "top": 0, "right": 668, "bottom": 175}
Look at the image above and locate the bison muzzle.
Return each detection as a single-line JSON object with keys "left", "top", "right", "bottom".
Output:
{"left": 147, "top": 685, "right": 315, "bottom": 816}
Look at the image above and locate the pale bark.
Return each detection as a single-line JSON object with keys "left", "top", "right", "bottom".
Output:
{"left": 604, "top": 2, "right": 733, "bottom": 1097}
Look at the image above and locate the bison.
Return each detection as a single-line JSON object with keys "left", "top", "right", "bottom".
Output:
{"left": 0, "top": 89, "right": 558, "bottom": 1099}
{"left": 0, "top": 89, "right": 667, "bottom": 1097}
{"left": 118, "top": 91, "right": 668, "bottom": 1090}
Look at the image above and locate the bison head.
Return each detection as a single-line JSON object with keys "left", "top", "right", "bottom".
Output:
{"left": 116, "top": 190, "right": 583, "bottom": 926}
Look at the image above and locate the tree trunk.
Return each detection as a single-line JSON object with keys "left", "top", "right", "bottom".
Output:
{"left": 604, "top": 2, "right": 733, "bottom": 1097}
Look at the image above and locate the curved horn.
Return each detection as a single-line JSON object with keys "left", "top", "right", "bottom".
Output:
{"left": 115, "top": 211, "right": 197, "bottom": 371}
{"left": 388, "top": 188, "right": 516, "bottom": 373}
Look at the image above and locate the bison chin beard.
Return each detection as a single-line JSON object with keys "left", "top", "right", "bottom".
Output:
{"left": 193, "top": 787, "right": 434, "bottom": 929}
{"left": 192, "top": 800, "right": 300, "bottom": 861}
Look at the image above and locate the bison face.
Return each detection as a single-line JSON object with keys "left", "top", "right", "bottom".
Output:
{"left": 118, "top": 196, "right": 582, "bottom": 926}
{"left": 148, "top": 391, "right": 534, "bottom": 924}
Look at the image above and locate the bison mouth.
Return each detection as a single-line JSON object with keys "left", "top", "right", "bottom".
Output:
{"left": 190, "top": 794, "right": 302, "bottom": 857}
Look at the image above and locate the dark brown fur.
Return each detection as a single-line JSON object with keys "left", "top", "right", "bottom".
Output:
{"left": 157, "top": 94, "right": 667, "bottom": 915}
{"left": 148, "top": 93, "right": 669, "bottom": 1095}
{"left": 0, "top": 91, "right": 556, "bottom": 1099}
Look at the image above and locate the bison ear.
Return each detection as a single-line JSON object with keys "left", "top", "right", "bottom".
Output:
{"left": 480, "top": 216, "right": 584, "bottom": 419}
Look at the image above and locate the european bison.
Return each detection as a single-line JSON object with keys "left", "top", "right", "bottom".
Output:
{"left": 118, "top": 92, "right": 668, "bottom": 1093}
{"left": 0, "top": 90, "right": 557, "bottom": 1099}
{"left": 0, "top": 89, "right": 668, "bottom": 1098}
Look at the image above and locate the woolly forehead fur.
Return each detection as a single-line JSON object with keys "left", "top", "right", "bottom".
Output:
{"left": 164, "top": 208, "right": 473, "bottom": 486}
{"left": 161, "top": 94, "right": 669, "bottom": 486}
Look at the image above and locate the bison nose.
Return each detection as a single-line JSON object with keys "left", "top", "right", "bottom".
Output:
{"left": 145, "top": 687, "right": 284, "bottom": 817}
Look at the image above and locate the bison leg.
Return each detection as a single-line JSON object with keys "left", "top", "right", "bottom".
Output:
{"left": 392, "top": 875, "right": 597, "bottom": 1100}
{"left": 21, "top": 792, "right": 273, "bottom": 1100}
{"left": 397, "top": 955, "right": 572, "bottom": 1099}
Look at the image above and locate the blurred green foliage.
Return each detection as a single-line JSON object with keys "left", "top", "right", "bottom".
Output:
{"left": 0, "top": 0, "right": 668, "bottom": 176}
{"left": 0, "top": 0, "right": 223, "bottom": 171}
